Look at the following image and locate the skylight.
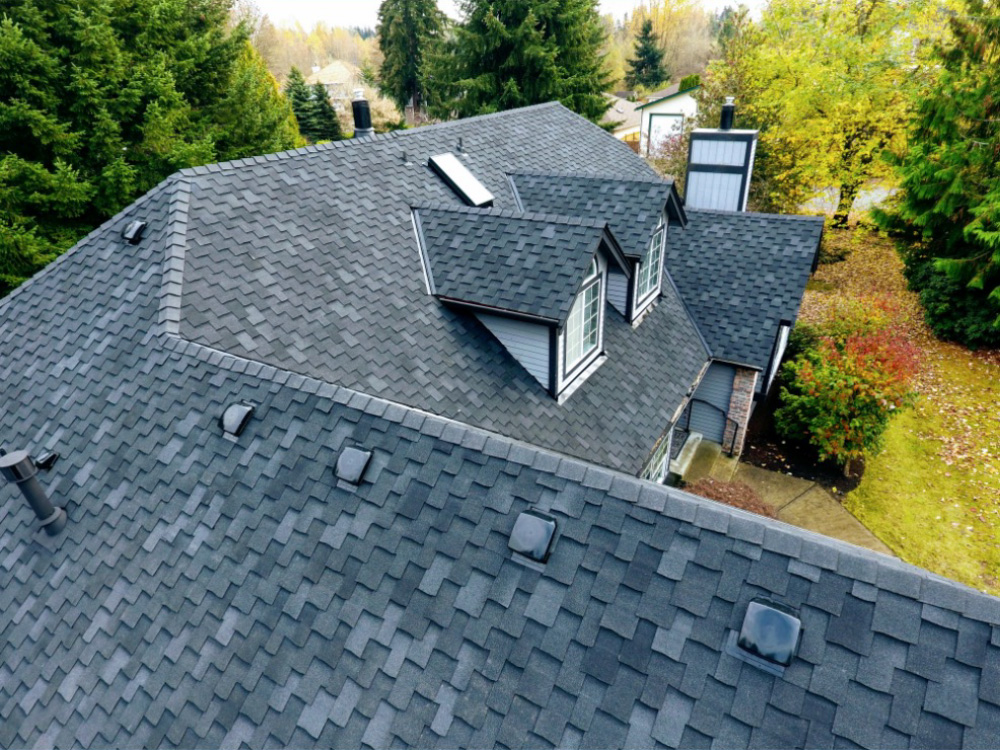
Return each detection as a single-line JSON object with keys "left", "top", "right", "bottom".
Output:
{"left": 429, "top": 153, "right": 494, "bottom": 207}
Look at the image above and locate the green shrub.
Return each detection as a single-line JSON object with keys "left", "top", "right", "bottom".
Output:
{"left": 903, "top": 257, "right": 1000, "bottom": 349}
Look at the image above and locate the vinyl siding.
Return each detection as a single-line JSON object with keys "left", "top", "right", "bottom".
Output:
{"left": 689, "top": 362, "right": 736, "bottom": 443}
{"left": 476, "top": 314, "right": 550, "bottom": 391}
{"left": 685, "top": 171, "right": 743, "bottom": 212}
{"left": 690, "top": 139, "right": 747, "bottom": 166}
{"left": 607, "top": 267, "right": 628, "bottom": 317}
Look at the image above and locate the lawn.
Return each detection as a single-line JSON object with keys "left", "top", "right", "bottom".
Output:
{"left": 802, "top": 229, "right": 1000, "bottom": 596}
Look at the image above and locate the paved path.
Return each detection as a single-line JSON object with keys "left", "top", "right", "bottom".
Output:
{"left": 685, "top": 443, "right": 894, "bottom": 556}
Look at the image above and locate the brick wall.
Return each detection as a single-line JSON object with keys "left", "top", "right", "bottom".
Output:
{"left": 723, "top": 368, "right": 758, "bottom": 456}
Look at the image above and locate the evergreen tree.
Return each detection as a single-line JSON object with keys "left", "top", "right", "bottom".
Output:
{"left": 878, "top": 0, "right": 1000, "bottom": 346}
{"left": 625, "top": 20, "right": 668, "bottom": 90}
{"left": 377, "top": 0, "right": 445, "bottom": 116}
{"left": 309, "top": 83, "right": 343, "bottom": 142}
{"left": 283, "top": 66, "right": 313, "bottom": 134}
{"left": 426, "top": 0, "right": 610, "bottom": 123}
{"left": 0, "top": 0, "right": 300, "bottom": 296}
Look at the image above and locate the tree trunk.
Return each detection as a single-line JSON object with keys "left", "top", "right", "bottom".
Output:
{"left": 832, "top": 180, "right": 861, "bottom": 228}
{"left": 843, "top": 458, "right": 852, "bottom": 478}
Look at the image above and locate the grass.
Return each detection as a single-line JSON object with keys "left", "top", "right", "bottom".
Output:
{"left": 803, "top": 228, "right": 1000, "bottom": 596}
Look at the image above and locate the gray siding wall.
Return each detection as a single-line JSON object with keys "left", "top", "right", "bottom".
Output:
{"left": 607, "top": 268, "right": 628, "bottom": 317}
{"left": 690, "top": 139, "right": 747, "bottom": 166}
{"left": 685, "top": 171, "right": 743, "bottom": 212}
{"left": 476, "top": 313, "right": 550, "bottom": 391}
{"left": 689, "top": 362, "right": 736, "bottom": 443}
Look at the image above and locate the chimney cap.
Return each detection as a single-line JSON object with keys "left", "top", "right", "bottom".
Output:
{"left": 725, "top": 96, "right": 735, "bottom": 105}
{"left": 353, "top": 88, "right": 366, "bottom": 101}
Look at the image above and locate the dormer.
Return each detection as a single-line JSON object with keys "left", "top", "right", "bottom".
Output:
{"left": 413, "top": 205, "right": 631, "bottom": 399}
{"left": 509, "top": 172, "right": 685, "bottom": 325}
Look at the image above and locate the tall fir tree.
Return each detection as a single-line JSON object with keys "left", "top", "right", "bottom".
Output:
{"left": 0, "top": 0, "right": 300, "bottom": 296}
{"left": 425, "top": 0, "right": 610, "bottom": 123}
{"left": 377, "top": 0, "right": 445, "bottom": 117}
{"left": 625, "top": 20, "right": 668, "bottom": 90}
{"left": 878, "top": 0, "right": 1000, "bottom": 346}
{"left": 309, "top": 83, "right": 343, "bottom": 142}
{"left": 283, "top": 66, "right": 313, "bottom": 133}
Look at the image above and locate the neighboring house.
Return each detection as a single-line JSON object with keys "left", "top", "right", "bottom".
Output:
{"left": 637, "top": 82, "right": 700, "bottom": 156}
{"left": 601, "top": 93, "right": 642, "bottom": 150}
{"left": 307, "top": 60, "right": 361, "bottom": 112}
{"left": 3, "top": 101, "right": 998, "bottom": 749}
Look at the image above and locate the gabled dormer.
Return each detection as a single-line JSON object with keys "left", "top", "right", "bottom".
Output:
{"left": 413, "top": 205, "right": 631, "bottom": 399}
{"left": 509, "top": 172, "right": 686, "bottom": 325}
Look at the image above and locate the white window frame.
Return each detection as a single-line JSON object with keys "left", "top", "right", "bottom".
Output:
{"left": 564, "top": 259, "right": 602, "bottom": 376}
{"left": 635, "top": 219, "right": 665, "bottom": 306}
{"left": 644, "top": 430, "right": 672, "bottom": 483}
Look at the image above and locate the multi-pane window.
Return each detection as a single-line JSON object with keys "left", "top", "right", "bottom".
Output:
{"left": 636, "top": 222, "right": 665, "bottom": 301}
{"left": 565, "top": 260, "right": 601, "bottom": 371}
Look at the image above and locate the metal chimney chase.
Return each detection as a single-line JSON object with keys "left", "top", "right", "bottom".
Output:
{"left": 352, "top": 89, "right": 375, "bottom": 139}
{"left": 0, "top": 450, "right": 67, "bottom": 536}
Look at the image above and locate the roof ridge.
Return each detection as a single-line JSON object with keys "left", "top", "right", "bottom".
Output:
{"left": 688, "top": 208, "right": 827, "bottom": 223}
{"left": 510, "top": 169, "right": 674, "bottom": 186}
{"left": 177, "top": 102, "right": 572, "bottom": 179}
{"left": 412, "top": 203, "right": 608, "bottom": 230}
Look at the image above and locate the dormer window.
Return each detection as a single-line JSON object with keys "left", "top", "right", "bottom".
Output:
{"left": 565, "top": 259, "right": 602, "bottom": 372}
{"left": 635, "top": 219, "right": 665, "bottom": 306}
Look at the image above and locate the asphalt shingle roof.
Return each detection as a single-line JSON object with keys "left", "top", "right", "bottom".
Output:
{"left": 416, "top": 205, "right": 609, "bottom": 323}
{"left": 666, "top": 209, "right": 824, "bottom": 373}
{"left": 2, "top": 168, "right": 1000, "bottom": 748}
{"left": 176, "top": 103, "right": 709, "bottom": 474}
{"left": 511, "top": 172, "right": 677, "bottom": 261}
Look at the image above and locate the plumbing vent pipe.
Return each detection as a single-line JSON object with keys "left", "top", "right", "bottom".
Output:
{"left": 0, "top": 450, "right": 67, "bottom": 536}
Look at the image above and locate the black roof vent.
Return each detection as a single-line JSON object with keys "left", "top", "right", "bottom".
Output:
{"left": 428, "top": 153, "right": 494, "bottom": 207}
{"left": 336, "top": 446, "right": 372, "bottom": 485}
{"left": 508, "top": 510, "right": 557, "bottom": 563}
{"left": 726, "top": 597, "right": 802, "bottom": 675}
{"left": 220, "top": 401, "right": 255, "bottom": 438}
{"left": 122, "top": 220, "right": 147, "bottom": 245}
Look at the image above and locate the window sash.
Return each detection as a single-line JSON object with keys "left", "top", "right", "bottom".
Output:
{"left": 566, "top": 277, "right": 601, "bottom": 371}
{"left": 637, "top": 225, "right": 664, "bottom": 301}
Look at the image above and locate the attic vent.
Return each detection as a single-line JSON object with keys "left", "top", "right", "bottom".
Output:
{"left": 122, "top": 220, "right": 147, "bottom": 245}
{"left": 428, "top": 153, "right": 494, "bottom": 207}
{"left": 508, "top": 510, "right": 557, "bottom": 563}
{"left": 220, "top": 401, "right": 255, "bottom": 438}
{"left": 335, "top": 446, "right": 372, "bottom": 485}
{"left": 726, "top": 598, "right": 802, "bottom": 675}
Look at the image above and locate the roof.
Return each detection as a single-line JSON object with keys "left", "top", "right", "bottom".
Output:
{"left": 306, "top": 60, "right": 359, "bottom": 88}
{"left": 2, "top": 181, "right": 1000, "bottom": 748}
{"left": 416, "top": 206, "right": 619, "bottom": 323}
{"left": 510, "top": 172, "right": 686, "bottom": 261}
{"left": 175, "top": 103, "right": 709, "bottom": 474}
{"left": 636, "top": 82, "right": 701, "bottom": 111}
{"left": 601, "top": 93, "right": 641, "bottom": 132}
{"left": 666, "top": 209, "right": 824, "bottom": 372}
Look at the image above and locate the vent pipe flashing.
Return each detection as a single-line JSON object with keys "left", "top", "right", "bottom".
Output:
{"left": 0, "top": 450, "right": 66, "bottom": 536}
{"left": 720, "top": 96, "right": 735, "bottom": 131}
{"left": 352, "top": 89, "right": 374, "bottom": 139}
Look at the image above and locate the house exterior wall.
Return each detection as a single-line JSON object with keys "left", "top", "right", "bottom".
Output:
{"left": 723, "top": 367, "right": 759, "bottom": 455}
{"left": 688, "top": 362, "right": 736, "bottom": 443}
{"left": 640, "top": 92, "right": 698, "bottom": 155}
{"left": 476, "top": 313, "right": 551, "bottom": 391}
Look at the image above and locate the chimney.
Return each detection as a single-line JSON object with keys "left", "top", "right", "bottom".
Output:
{"left": 683, "top": 96, "right": 758, "bottom": 212}
{"left": 0, "top": 450, "right": 66, "bottom": 536}
{"left": 352, "top": 88, "right": 374, "bottom": 139}
{"left": 720, "top": 96, "right": 735, "bottom": 131}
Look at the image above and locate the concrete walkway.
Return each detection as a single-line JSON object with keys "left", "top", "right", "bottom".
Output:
{"left": 684, "top": 443, "right": 894, "bottom": 556}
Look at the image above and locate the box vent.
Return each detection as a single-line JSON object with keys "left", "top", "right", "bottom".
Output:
{"left": 336, "top": 446, "right": 372, "bottom": 485}
{"left": 726, "top": 597, "right": 802, "bottom": 675}
{"left": 428, "top": 153, "right": 494, "bottom": 207}
{"left": 220, "top": 402, "right": 255, "bottom": 439}
{"left": 122, "top": 220, "right": 147, "bottom": 245}
{"left": 508, "top": 510, "right": 557, "bottom": 563}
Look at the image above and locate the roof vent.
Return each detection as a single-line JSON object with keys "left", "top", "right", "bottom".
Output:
{"left": 508, "top": 510, "right": 557, "bottom": 563}
{"left": 335, "top": 446, "right": 372, "bottom": 485}
{"left": 122, "top": 220, "right": 147, "bottom": 245}
{"left": 0, "top": 450, "right": 67, "bottom": 536}
{"left": 726, "top": 598, "right": 802, "bottom": 675}
{"left": 220, "top": 401, "right": 255, "bottom": 439}
{"left": 428, "top": 153, "right": 494, "bottom": 207}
